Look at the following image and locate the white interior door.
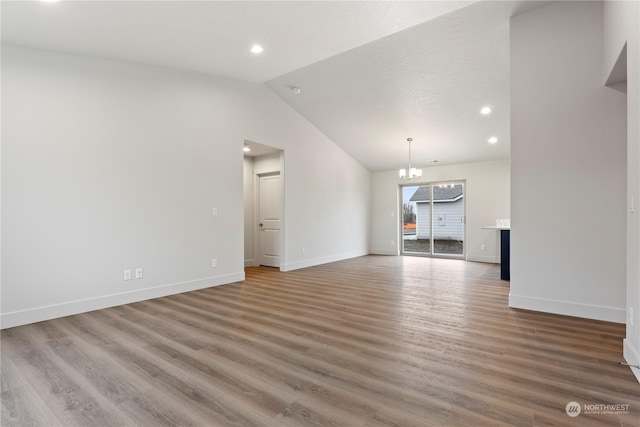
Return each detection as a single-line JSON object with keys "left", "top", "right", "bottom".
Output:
{"left": 258, "top": 174, "right": 281, "bottom": 267}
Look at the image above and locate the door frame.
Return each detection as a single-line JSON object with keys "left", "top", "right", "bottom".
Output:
{"left": 255, "top": 171, "right": 283, "bottom": 268}
{"left": 399, "top": 180, "right": 466, "bottom": 260}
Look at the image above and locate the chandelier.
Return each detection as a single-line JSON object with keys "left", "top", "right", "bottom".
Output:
{"left": 399, "top": 137, "right": 422, "bottom": 180}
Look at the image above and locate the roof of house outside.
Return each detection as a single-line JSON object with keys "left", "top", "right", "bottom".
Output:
{"left": 409, "top": 184, "right": 463, "bottom": 202}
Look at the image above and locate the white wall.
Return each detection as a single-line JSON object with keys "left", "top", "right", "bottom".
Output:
{"left": 243, "top": 156, "right": 255, "bottom": 266}
{"left": 253, "top": 152, "right": 281, "bottom": 176}
{"left": 1, "top": 45, "right": 370, "bottom": 328}
{"left": 282, "top": 153, "right": 370, "bottom": 272}
{"left": 370, "top": 159, "right": 510, "bottom": 262}
{"left": 510, "top": 1, "right": 627, "bottom": 323}
{"left": 603, "top": 0, "right": 640, "bottom": 381}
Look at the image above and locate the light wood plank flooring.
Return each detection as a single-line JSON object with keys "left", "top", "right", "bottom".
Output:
{"left": 2, "top": 256, "right": 639, "bottom": 426}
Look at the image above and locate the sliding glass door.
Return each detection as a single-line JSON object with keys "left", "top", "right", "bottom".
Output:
{"left": 401, "top": 182, "right": 465, "bottom": 258}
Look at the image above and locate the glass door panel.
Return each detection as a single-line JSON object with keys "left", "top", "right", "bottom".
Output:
{"left": 432, "top": 183, "right": 464, "bottom": 256}
{"left": 402, "top": 185, "right": 431, "bottom": 255}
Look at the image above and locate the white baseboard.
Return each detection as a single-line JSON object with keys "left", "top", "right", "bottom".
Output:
{"left": 244, "top": 259, "right": 256, "bottom": 268}
{"left": 280, "top": 250, "right": 369, "bottom": 272}
{"left": 623, "top": 339, "right": 640, "bottom": 383}
{"left": 0, "top": 271, "right": 245, "bottom": 329}
{"left": 508, "top": 293, "right": 626, "bottom": 323}
{"left": 369, "top": 249, "right": 399, "bottom": 256}
{"left": 466, "top": 254, "right": 498, "bottom": 263}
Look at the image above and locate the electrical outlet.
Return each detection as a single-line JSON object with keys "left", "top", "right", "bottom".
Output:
{"left": 212, "top": 259, "right": 218, "bottom": 268}
{"left": 212, "top": 208, "right": 218, "bottom": 217}
{"left": 481, "top": 244, "right": 486, "bottom": 251}
{"left": 302, "top": 247, "right": 305, "bottom": 254}
{"left": 135, "top": 267, "right": 143, "bottom": 279}
{"left": 123, "top": 269, "right": 132, "bottom": 281}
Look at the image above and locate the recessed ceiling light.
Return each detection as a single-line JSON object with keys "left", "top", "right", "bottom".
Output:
{"left": 480, "top": 106, "right": 492, "bottom": 115}
{"left": 243, "top": 146, "right": 251, "bottom": 152}
{"left": 250, "top": 45, "right": 264, "bottom": 54}
{"left": 488, "top": 136, "right": 498, "bottom": 144}
{"left": 292, "top": 87, "right": 301, "bottom": 95}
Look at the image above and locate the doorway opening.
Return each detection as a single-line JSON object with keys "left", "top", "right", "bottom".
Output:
{"left": 400, "top": 181, "right": 465, "bottom": 258}
{"left": 243, "top": 140, "right": 284, "bottom": 269}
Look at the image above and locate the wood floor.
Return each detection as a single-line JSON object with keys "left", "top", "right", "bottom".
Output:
{"left": 2, "top": 256, "right": 639, "bottom": 426}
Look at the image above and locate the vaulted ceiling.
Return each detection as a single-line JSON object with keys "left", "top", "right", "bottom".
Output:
{"left": 1, "top": 0, "right": 547, "bottom": 171}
